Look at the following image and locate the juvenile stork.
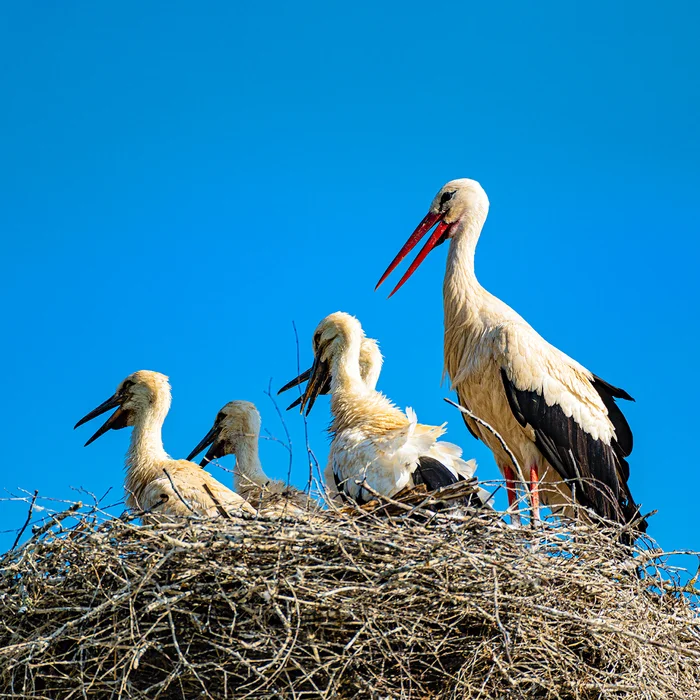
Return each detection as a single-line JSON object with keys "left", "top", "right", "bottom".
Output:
{"left": 376, "top": 178, "right": 645, "bottom": 534}
{"left": 299, "top": 312, "right": 489, "bottom": 506}
{"left": 278, "top": 336, "right": 383, "bottom": 411}
{"left": 186, "top": 400, "right": 316, "bottom": 516}
{"left": 74, "top": 370, "right": 256, "bottom": 520}
{"left": 279, "top": 335, "right": 384, "bottom": 503}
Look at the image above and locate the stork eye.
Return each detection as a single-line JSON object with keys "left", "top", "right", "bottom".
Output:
{"left": 119, "top": 380, "right": 134, "bottom": 395}
{"left": 440, "top": 191, "right": 456, "bottom": 207}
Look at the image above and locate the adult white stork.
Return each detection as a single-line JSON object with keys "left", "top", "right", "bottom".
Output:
{"left": 186, "top": 400, "right": 317, "bottom": 516}
{"left": 376, "top": 178, "right": 645, "bottom": 535}
{"left": 75, "top": 370, "right": 256, "bottom": 520}
{"left": 278, "top": 336, "right": 383, "bottom": 412}
{"left": 299, "top": 312, "right": 490, "bottom": 507}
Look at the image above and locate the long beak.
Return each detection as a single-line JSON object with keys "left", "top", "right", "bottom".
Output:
{"left": 375, "top": 211, "right": 451, "bottom": 297}
{"left": 186, "top": 424, "right": 226, "bottom": 466}
{"left": 285, "top": 395, "right": 304, "bottom": 411}
{"left": 278, "top": 367, "right": 333, "bottom": 411}
{"left": 74, "top": 394, "right": 129, "bottom": 447}
{"left": 299, "top": 356, "right": 331, "bottom": 416}
{"left": 277, "top": 368, "right": 311, "bottom": 395}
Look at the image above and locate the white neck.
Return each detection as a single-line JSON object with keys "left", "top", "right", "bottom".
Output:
{"left": 441, "top": 211, "right": 493, "bottom": 384}
{"left": 330, "top": 335, "right": 368, "bottom": 397}
{"left": 233, "top": 437, "right": 268, "bottom": 493}
{"left": 443, "top": 213, "right": 488, "bottom": 325}
{"left": 125, "top": 401, "right": 170, "bottom": 496}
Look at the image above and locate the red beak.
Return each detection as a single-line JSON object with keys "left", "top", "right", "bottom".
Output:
{"left": 375, "top": 211, "right": 450, "bottom": 297}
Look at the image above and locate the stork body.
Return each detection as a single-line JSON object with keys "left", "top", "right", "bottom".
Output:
{"left": 300, "top": 312, "right": 488, "bottom": 506}
{"left": 187, "top": 400, "right": 316, "bottom": 516}
{"left": 75, "top": 371, "right": 256, "bottom": 520}
{"left": 376, "top": 179, "right": 643, "bottom": 533}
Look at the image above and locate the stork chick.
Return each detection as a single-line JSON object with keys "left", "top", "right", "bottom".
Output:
{"left": 376, "top": 178, "right": 645, "bottom": 536}
{"left": 299, "top": 312, "right": 489, "bottom": 506}
{"left": 186, "top": 400, "right": 316, "bottom": 516}
{"left": 74, "top": 370, "right": 256, "bottom": 520}
{"left": 279, "top": 335, "right": 384, "bottom": 503}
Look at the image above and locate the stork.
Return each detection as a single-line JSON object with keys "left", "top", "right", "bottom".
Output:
{"left": 299, "top": 312, "right": 490, "bottom": 507}
{"left": 186, "top": 400, "right": 316, "bottom": 516}
{"left": 279, "top": 334, "right": 384, "bottom": 502}
{"left": 74, "top": 370, "right": 256, "bottom": 520}
{"left": 376, "top": 178, "right": 645, "bottom": 535}
{"left": 278, "top": 336, "right": 383, "bottom": 411}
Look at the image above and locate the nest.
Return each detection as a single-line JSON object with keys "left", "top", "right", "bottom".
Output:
{"left": 0, "top": 487, "right": 698, "bottom": 699}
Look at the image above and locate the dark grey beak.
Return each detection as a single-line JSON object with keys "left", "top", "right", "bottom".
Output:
{"left": 278, "top": 367, "right": 312, "bottom": 411}
{"left": 186, "top": 422, "right": 226, "bottom": 467}
{"left": 279, "top": 365, "right": 334, "bottom": 413}
{"left": 299, "top": 356, "right": 331, "bottom": 416}
{"left": 74, "top": 393, "right": 130, "bottom": 447}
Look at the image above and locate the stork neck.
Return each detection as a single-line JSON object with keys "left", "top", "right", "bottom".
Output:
{"left": 233, "top": 437, "right": 268, "bottom": 492}
{"left": 443, "top": 215, "right": 486, "bottom": 319}
{"left": 330, "top": 338, "right": 367, "bottom": 396}
{"left": 125, "top": 402, "right": 169, "bottom": 484}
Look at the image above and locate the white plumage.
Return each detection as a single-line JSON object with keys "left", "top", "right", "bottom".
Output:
{"left": 299, "top": 312, "right": 489, "bottom": 507}
{"left": 376, "top": 178, "right": 644, "bottom": 534}
{"left": 75, "top": 370, "right": 256, "bottom": 520}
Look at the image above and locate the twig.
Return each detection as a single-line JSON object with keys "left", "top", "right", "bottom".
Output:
{"left": 292, "top": 320, "right": 319, "bottom": 492}
{"left": 264, "top": 378, "right": 294, "bottom": 485}
{"left": 17, "top": 501, "right": 83, "bottom": 551}
{"left": 11, "top": 489, "right": 38, "bottom": 550}
{"left": 202, "top": 483, "right": 232, "bottom": 520}
{"left": 162, "top": 469, "right": 196, "bottom": 514}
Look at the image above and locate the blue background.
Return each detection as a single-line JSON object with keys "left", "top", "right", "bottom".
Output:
{"left": 1, "top": 2, "right": 698, "bottom": 564}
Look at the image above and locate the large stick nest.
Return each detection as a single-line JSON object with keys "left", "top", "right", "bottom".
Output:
{"left": 0, "top": 487, "right": 698, "bottom": 699}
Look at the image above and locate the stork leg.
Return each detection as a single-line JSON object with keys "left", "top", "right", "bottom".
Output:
{"left": 503, "top": 464, "right": 520, "bottom": 525}
{"left": 529, "top": 463, "right": 540, "bottom": 524}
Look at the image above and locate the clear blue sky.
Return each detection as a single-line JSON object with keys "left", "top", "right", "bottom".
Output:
{"left": 1, "top": 2, "right": 698, "bottom": 560}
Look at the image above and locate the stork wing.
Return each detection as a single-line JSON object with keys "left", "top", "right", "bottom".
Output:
{"left": 499, "top": 358, "right": 642, "bottom": 530}
{"left": 145, "top": 463, "right": 256, "bottom": 517}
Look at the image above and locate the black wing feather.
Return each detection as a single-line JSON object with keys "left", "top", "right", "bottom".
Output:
{"left": 334, "top": 470, "right": 369, "bottom": 505}
{"left": 500, "top": 368, "right": 644, "bottom": 533}
{"left": 413, "top": 456, "right": 461, "bottom": 490}
{"left": 413, "top": 457, "right": 486, "bottom": 509}
{"left": 591, "top": 374, "right": 634, "bottom": 458}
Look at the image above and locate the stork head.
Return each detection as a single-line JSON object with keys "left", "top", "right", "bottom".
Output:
{"left": 186, "top": 401, "right": 261, "bottom": 467}
{"left": 74, "top": 370, "right": 171, "bottom": 446}
{"left": 278, "top": 335, "right": 382, "bottom": 411}
{"left": 299, "top": 312, "right": 364, "bottom": 415}
{"left": 375, "top": 178, "right": 489, "bottom": 297}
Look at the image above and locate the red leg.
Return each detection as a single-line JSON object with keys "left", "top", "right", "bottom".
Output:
{"left": 503, "top": 465, "right": 521, "bottom": 525}
{"left": 529, "top": 463, "right": 540, "bottom": 524}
